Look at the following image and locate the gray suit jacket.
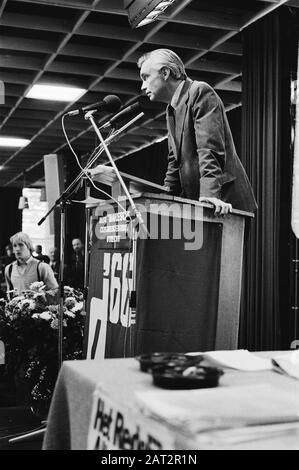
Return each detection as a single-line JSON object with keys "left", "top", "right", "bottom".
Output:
{"left": 164, "top": 78, "right": 257, "bottom": 213}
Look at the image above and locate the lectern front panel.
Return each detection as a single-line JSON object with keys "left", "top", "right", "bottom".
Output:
{"left": 84, "top": 199, "right": 225, "bottom": 358}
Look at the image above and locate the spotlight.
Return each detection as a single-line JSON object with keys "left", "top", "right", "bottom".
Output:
{"left": 124, "top": 0, "right": 176, "bottom": 28}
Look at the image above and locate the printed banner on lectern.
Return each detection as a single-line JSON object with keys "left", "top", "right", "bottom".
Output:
{"left": 87, "top": 386, "right": 175, "bottom": 450}
{"left": 84, "top": 199, "right": 222, "bottom": 359}
{"left": 84, "top": 204, "right": 135, "bottom": 359}
{"left": 85, "top": 245, "right": 134, "bottom": 359}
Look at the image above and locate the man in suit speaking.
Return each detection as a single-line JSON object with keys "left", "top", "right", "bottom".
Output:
{"left": 138, "top": 49, "right": 257, "bottom": 215}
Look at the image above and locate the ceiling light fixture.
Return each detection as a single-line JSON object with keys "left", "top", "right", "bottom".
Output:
{"left": 0, "top": 137, "right": 31, "bottom": 148}
{"left": 25, "top": 84, "right": 87, "bottom": 102}
{"left": 124, "top": 0, "right": 176, "bottom": 28}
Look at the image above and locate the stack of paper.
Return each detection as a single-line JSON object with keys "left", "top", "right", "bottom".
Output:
{"left": 187, "top": 349, "right": 273, "bottom": 371}
{"left": 135, "top": 383, "right": 299, "bottom": 448}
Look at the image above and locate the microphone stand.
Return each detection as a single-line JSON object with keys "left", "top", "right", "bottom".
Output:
{"left": 84, "top": 111, "right": 149, "bottom": 357}
{"left": 83, "top": 178, "right": 91, "bottom": 312}
{"left": 38, "top": 111, "right": 145, "bottom": 232}
{"left": 84, "top": 111, "right": 148, "bottom": 236}
{"left": 35, "top": 111, "right": 145, "bottom": 367}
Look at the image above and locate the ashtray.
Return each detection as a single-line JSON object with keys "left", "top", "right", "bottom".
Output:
{"left": 136, "top": 352, "right": 203, "bottom": 373}
{"left": 152, "top": 364, "right": 224, "bottom": 389}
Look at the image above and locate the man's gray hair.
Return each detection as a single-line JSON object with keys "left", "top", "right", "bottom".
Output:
{"left": 138, "top": 49, "right": 187, "bottom": 80}
{"left": 10, "top": 232, "right": 34, "bottom": 253}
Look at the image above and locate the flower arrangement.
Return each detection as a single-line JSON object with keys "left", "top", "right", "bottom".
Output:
{"left": 0, "top": 282, "right": 85, "bottom": 414}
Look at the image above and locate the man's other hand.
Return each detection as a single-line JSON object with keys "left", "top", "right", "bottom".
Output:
{"left": 198, "top": 197, "right": 233, "bottom": 216}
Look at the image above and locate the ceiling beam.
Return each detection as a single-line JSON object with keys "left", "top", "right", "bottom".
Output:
{"left": 189, "top": 59, "right": 241, "bottom": 76}
{"left": 0, "top": 70, "right": 35, "bottom": 85}
{"left": 0, "top": 53, "right": 46, "bottom": 70}
{"left": 77, "top": 22, "right": 144, "bottom": 42}
{"left": 0, "top": 12, "right": 72, "bottom": 32}
{"left": 0, "top": 36, "right": 57, "bottom": 54}
{"left": 161, "top": 8, "right": 242, "bottom": 30}
{"left": 62, "top": 43, "right": 122, "bottom": 61}
{"left": 48, "top": 60, "right": 107, "bottom": 76}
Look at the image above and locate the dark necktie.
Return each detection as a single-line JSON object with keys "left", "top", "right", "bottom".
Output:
{"left": 168, "top": 105, "right": 176, "bottom": 140}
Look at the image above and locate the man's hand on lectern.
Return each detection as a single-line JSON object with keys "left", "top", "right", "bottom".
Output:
{"left": 198, "top": 197, "right": 233, "bottom": 216}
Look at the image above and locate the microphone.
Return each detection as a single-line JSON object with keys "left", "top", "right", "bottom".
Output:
{"left": 99, "top": 102, "right": 140, "bottom": 129}
{"left": 66, "top": 94, "right": 121, "bottom": 117}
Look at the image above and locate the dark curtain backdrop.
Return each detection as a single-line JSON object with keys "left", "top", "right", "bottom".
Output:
{"left": 0, "top": 187, "right": 22, "bottom": 254}
{"left": 240, "top": 8, "right": 294, "bottom": 351}
{"left": 227, "top": 107, "right": 242, "bottom": 157}
{"left": 113, "top": 139, "right": 169, "bottom": 184}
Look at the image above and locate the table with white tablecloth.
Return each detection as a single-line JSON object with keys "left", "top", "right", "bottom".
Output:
{"left": 42, "top": 351, "right": 299, "bottom": 450}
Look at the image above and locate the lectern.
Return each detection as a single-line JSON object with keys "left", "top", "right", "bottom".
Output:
{"left": 83, "top": 170, "right": 253, "bottom": 359}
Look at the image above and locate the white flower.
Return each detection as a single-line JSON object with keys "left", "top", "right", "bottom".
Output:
{"left": 64, "top": 310, "right": 76, "bottom": 318}
{"left": 10, "top": 295, "right": 24, "bottom": 305}
{"left": 51, "top": 318, "right": 59, "bottom": 329}
{"left": 32, "top": 313, "right": 41, "bottom": 319}
{"left": 65, "top": 297, "right": 76, "bottom": 309}
{"left": 39, "top": 312, "right": 52, "bottom": 321}
{"left": 64, "top": 286, "right": 74, "bottom": 294}
{"left": 30, "top": 281, "right": 45, "bottom": 291}
{"left": 28, "top": 299, "right": 37, "bottom": 310}
{"left": 48, "top": 305, "right": 58, "bottom": 313}
{"left": 71, "top": 302, "right": 83, "bottom": 313}
{"left": 19, "top": 298, "right": 36, "bottom": 311}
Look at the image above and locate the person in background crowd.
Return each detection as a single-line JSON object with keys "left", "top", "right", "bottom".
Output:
{"left": 3, "top": 244, "right": 15, "bottom": 266}
{"left": 0, "top": 244, "right": 15, "bottom": 276}
{"left": 0, "top": 244, "right": 15, "bottom": 298}
{"left": 5, "top": 232, "right": 58, "bottom": 296}
{"left": 33, "top": 244, "right": 50, "bottom": 264}
{"left": 49, "top": 246, "right": 60, "bottom": 282}
{"left": 67, "top": 238, "right": 84, "bottom": 290}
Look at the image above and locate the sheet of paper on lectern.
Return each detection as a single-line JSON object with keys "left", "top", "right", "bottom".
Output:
{"left": 187, "top": 349, "right": 273, "bottom": 371}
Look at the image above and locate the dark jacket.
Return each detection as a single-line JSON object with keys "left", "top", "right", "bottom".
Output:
{"left": 164, "top": 78, "right": 257, "bottom": 213}
{"left": 68, "top": 252, "right": 84, "bottom": 289}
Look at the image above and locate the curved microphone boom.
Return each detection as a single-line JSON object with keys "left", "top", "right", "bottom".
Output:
{"left": 66, "top": 94, "right": 121, "bottom": 117}
{"left": 99, "top": 102, "right": 141, "bottom": 129}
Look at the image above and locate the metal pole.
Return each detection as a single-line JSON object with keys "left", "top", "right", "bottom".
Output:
{"left": 83, "top": 180, "right": 91, "bottom": 311}
{"left": 293, "top": 238, "right": 299, "bottom": 346}
{"left": 58, "top": 201, "right": 66, "bottom": 370}
{"left": 129, "top": 225, "right": 138, "bottom": 356}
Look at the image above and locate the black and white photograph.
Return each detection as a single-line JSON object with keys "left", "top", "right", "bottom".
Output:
{"left": 0, "top": 0, "right": 299, "bottom": 453}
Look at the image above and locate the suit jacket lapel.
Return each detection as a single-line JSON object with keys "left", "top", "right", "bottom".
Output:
{"left": 175, "top": 78, "right": 193, "bottom": 160}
